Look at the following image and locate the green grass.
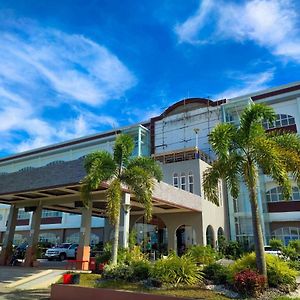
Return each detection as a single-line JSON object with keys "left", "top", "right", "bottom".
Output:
{"left": 78, "top": 273, "right": 102, "bottom": 287}
{"left": 273, "top": 298, "right": 300, "bottom": 300}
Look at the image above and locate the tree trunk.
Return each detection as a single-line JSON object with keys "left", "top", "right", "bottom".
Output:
{"left": 248, "top": 169, "right": 267, "bottom": 278}
{"left": 111, "top": 212, "right": 120, "bottom": 265}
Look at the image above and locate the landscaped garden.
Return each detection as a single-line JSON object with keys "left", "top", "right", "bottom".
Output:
{"left": 56, "top": 238, "right": 300, "bottom": 300}
{"left": 51, "top": 104, "right": 300, "bottom": 300}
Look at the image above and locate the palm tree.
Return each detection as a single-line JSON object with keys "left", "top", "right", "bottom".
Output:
{"left": 80, "top": 133, "right": 162, "bottom": 264}
{"left": 203, "top": 103, "right": 300, "bottom": 277}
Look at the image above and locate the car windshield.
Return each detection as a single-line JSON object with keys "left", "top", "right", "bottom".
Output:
{"left": 56, "top": 244, "right": 71, "bottom": 249}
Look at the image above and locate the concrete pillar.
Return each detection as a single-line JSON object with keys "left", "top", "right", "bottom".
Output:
{"left": 167, "top": 225, "right": 177, "bottom": 253}
{"left": 76, "top": 201, "right": 92, "bottom": 270}
{"left": 0, "top": 205, "right": 18, "bottom": 265}
{"left": 24, "top": 206, "right": 42, "bottom": 267}
{"left": 119, "top": 193, "right": 130, "bottom": 248}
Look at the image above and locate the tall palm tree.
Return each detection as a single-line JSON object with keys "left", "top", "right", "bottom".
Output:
{"left": 80, "top": 134, "right": 162, "bottom": 264}
{"left": 203, "top": 103, "right": 300, "bottom": 277}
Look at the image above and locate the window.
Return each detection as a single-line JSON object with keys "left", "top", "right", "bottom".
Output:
{"left": 42, "top": 210, "right": 63, "bottom": 218}
{"left": 39, "top": 232, "right": 59, "bottom": 244}
{"left": 180, "top": 173, "right": 186, "bottom": 190}
{"left": 17, "top": 209, "right": 30, "bottom": 220}
{"left": 173, "top": 173, "right": 179, "bottom": 188}
{"left": 272, "top": 227, "right": 300, "bottom": 245}
{"left": 266, "top": 186, "right": 300, "bottom": 202}
{"left": 263, "top": 114, "right": 295, "bottom": 130}
{"left": 188, "top": 172, "right": 194, "bottom": 193}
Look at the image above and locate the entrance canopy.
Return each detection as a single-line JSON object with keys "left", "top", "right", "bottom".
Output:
{"left": 0, "top": 157, "right": 202, "bottom": 215}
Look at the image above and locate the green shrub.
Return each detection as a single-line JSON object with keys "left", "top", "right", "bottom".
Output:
{"left": 288, "top": 260, "right": 300, "bottom": 271}
{"left": 217, "top": 235, "right": 227, "bottom": 255}
{"left": 224, "top": 241, "right": 244, "bottom": 259}
{"left": 282, "top": 246, "right": 299, "bottom": 261}
{"left": 288, "top": 240, "right": 300, "bottom": 254}
{"left": 103, "top": 260, "right": 151, "bottom": 282}
{"left": 186, "top": 245, "right": 217, "bottom": 265}
{"left": 95, "top": 242, "right": 112, "bottom": 264}
{"left": 234, "top": 269, "right": 266, "bottom": 297}
{"left": 203, "top": 263, "right": 229, "bottom": 284}
{"left": 229, "top": 252, "right": 297, "bottom": 290}
{"left": 96, "top": 243, "right": 146, "bottom": 265}
{"left": 131, "top": 260, "right": 151, "bottom": 281}
{"left": 269, "top": 238, "right": 283, "bottom": 250}
{"left": 103, "top": 263, "right": 133, "bottom": 281}
{"left": 151, "top": 254, "right": 203, "bottom": 287}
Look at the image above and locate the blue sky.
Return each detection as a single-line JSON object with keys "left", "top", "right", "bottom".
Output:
{"left": 0, "top": 0, "right": 300, "bottom": 156}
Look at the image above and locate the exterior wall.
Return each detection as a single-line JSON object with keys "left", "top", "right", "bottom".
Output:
{"left": 0, "top": 125, "right": 149, "bottom": 173}
{"left": 224, "top": 82, "right": 300, "bottom": 245}
{"left": 159, "top": 160, "right": 201, "bottom": 196}
{"left": 199, "top": 160, "right": 227, "bottom": 245}
{"left": 0, "top": 124, "right": 149, "bottom": 247}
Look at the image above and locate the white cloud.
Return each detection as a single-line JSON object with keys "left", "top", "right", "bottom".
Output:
{"left": 175, "top": 0, "right": 214, "bottom": 44}
{"left": 0, "top": 16, "right": 135, "bottom": 154}
{"left": 175, "top": 0, "right": 300, "bottom": 62}
{"left": 214, "top": 69, "right": 275, "bottom": 99}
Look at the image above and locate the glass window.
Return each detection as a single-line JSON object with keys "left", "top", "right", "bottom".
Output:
{"left": 263, "top": 114, "right": 295, "bottom": 130}
{"left": 266, "top": 186, "right": 300, "bottom": 202}
{"left": 42, "top": 210, "right": 63, "bottom": 218}
{"left": 173, "top": 173, "right": 179, "bottom": 188}
{"left": 180, "top": 173, "right": 186, "bottom": 190}
{"left": 17, "top": 209, "right": 30, "bottom": 220}
{"left": 273, "top": 227, "right": 300, "bottom": 245}
{"left": 188, "top": 172, "right": 194, "bottom": 193}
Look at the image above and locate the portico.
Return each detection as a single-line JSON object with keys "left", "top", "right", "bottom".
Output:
{"left": 0, "top": 156, "right": 202, "bottom": 269}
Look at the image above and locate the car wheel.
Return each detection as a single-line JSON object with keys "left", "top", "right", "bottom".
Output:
{"left": 59, "top": 253, "right": 66, "bottom": 261}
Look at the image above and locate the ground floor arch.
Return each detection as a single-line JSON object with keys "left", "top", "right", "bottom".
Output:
{"left": 175, "top": 225, "right": 196, "bottom": 256}
{"left": 206, "top": 225, "right": 215, "bottom": 248}
{"left": 133, "top": 215, "right": 168, "bottom": 256}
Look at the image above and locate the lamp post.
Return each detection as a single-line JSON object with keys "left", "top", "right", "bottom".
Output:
{"left": 194, "top": 128, "right": 200, "bottom": 149}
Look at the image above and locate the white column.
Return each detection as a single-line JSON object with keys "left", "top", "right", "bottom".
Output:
{"left": 120, "top": 193, "right": 130, "bottom": 248}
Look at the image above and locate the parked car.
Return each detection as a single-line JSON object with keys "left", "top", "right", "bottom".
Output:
{"left": 264, "top": 245, "right": 282, "bottom": 257}
{"left": 45, "top": 243, "right": 78, "bottom": 261}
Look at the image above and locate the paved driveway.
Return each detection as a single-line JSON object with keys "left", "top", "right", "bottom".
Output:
{"left": 0, "top": 267, "right": 50, "bottom": 300}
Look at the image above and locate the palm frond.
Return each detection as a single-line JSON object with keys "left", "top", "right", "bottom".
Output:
{"left": 123, "top": 166, "right": 154, "bottom": 221}
{"left": 208, "top": 123, "right": 237, "bottom": 159}
{"left": 84, "top": 151, "right": 117, "bottom": 184}
{"left": 80, "top": 151, "right": 116, "bottom": 206}
{"left": 252, "top": 137, "right": 292, "bottom": 199}
{"left": 239, "top": 104, "right": 276, "bottom": 139}
{"left": 113, "top": 134, "right": 135, "bottom": 167}
{"left": 106, "top": 178, "right": 122, "bottom": 225}
{"left": 126, "top": 156, "right": 163, "bottom": 182}
{"left": 270, "top": 132, "right": 300, "bottom": 155}
{"left": 203, "top": 154, "right": 241, "bottom": 204}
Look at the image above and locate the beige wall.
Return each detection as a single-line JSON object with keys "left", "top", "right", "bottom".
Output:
{"left": 199, "top": 160, "right": 228, "bottom": 246}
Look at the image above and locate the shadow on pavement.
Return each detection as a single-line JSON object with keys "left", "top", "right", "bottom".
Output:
{"left": 0, "top": 289, "right": 50, "bottom": 300}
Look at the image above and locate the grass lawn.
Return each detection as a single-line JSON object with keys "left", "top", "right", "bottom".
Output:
{"left": 78, "top": 274, "right": 230, "bottom": 299}
{"left": 76, "top": 274, "right": 300, "bottom": 300}
{"left": 273, "top": 298, "right": 300, "bottom": 300}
